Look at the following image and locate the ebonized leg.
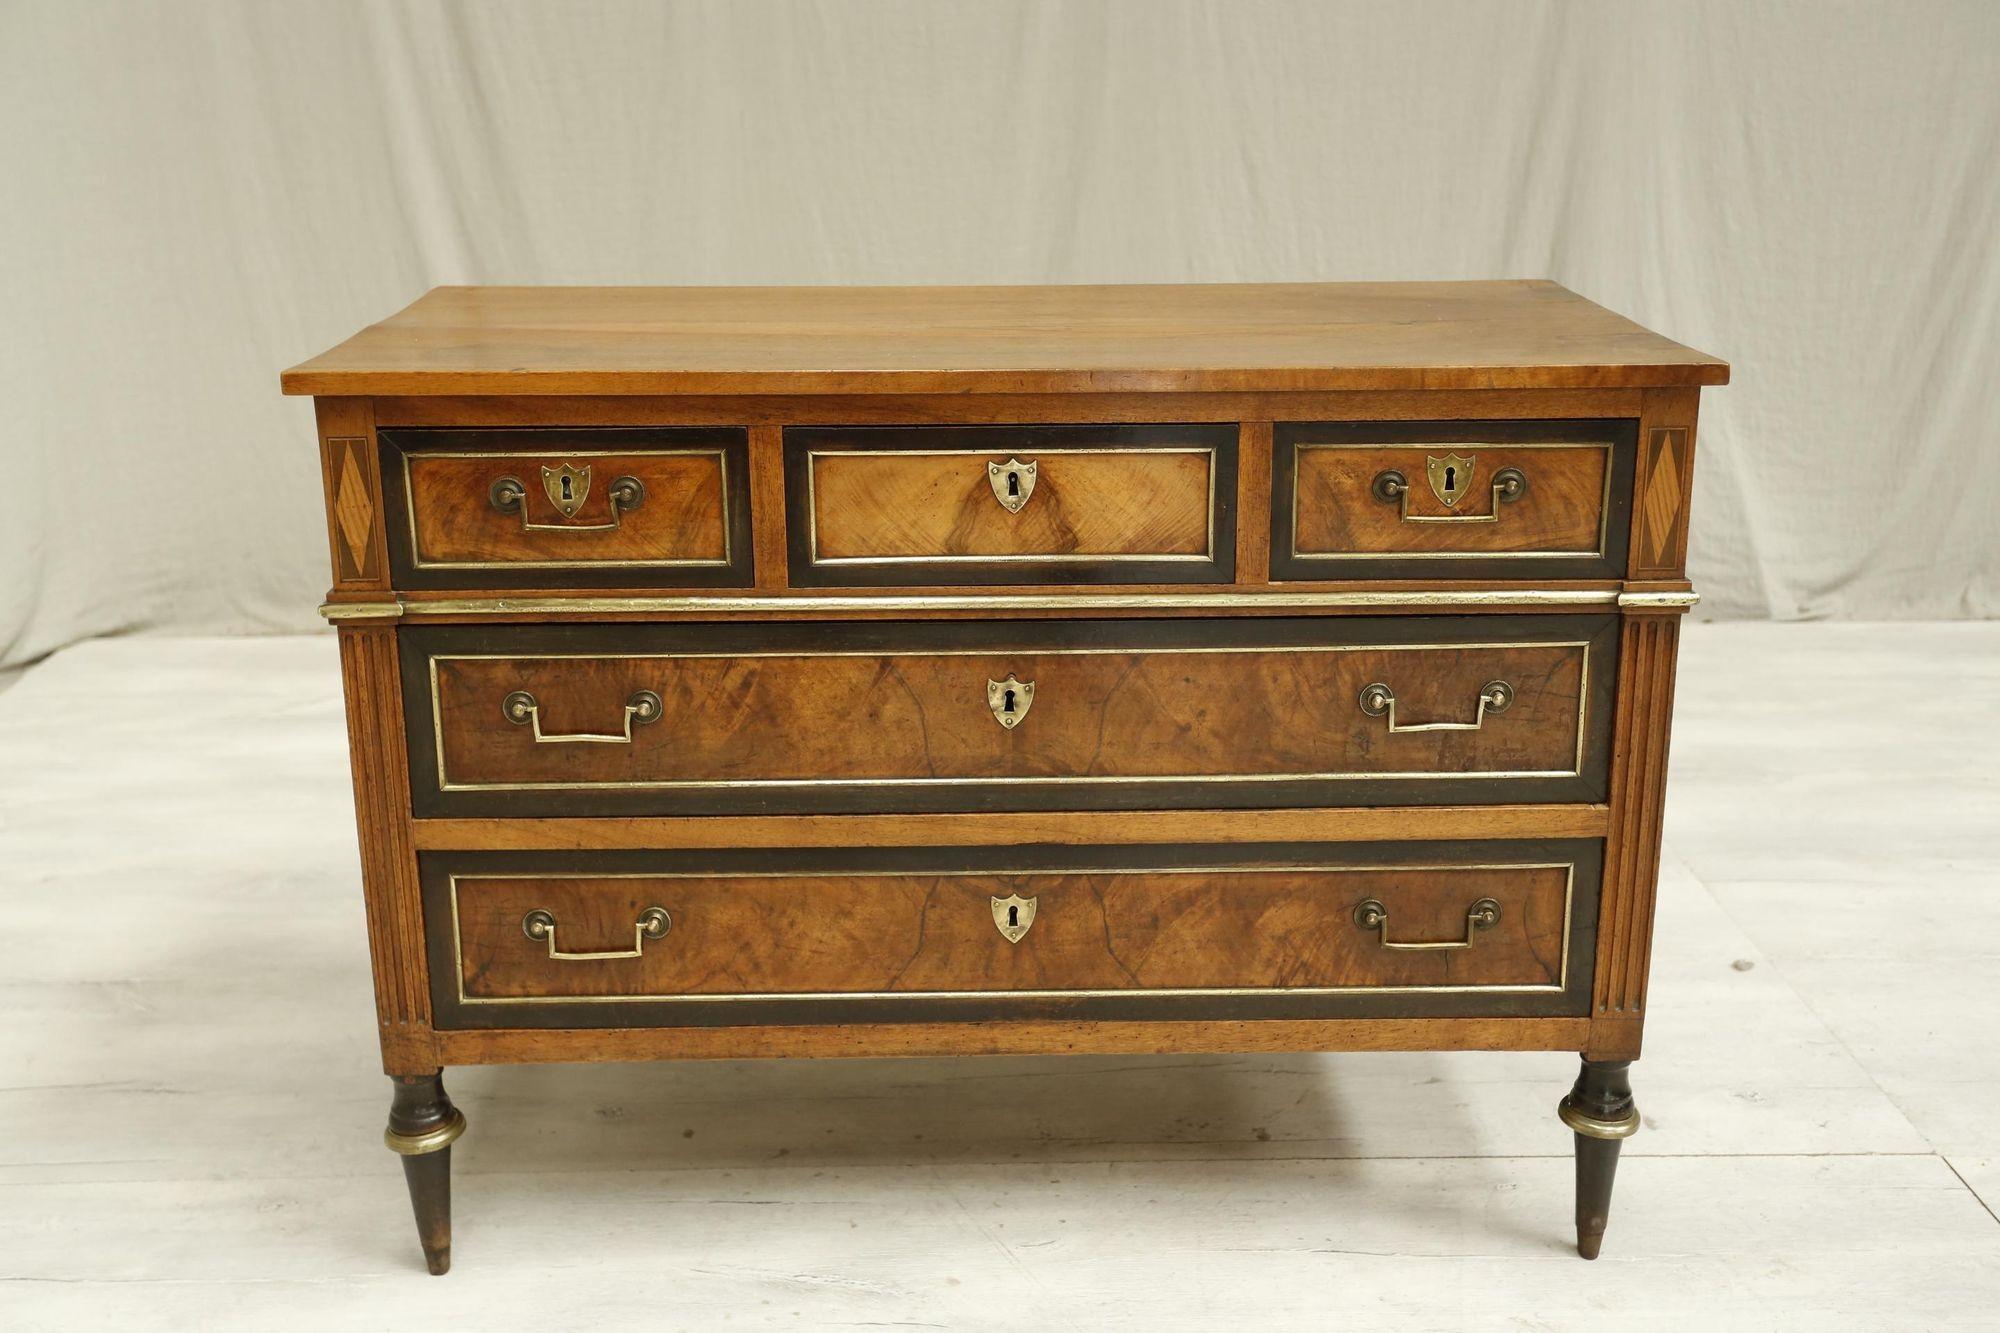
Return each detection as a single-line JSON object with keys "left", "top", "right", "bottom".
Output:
{"left": 1558, "top": 1058, "right": 1638, "bottom": 1260}
{"left": 384, "top": 1072, "right": 466, "bottom": 1275}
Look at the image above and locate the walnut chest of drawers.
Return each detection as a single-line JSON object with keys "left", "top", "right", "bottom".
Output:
{"left": 284, "top": 281, "right": 1727, "bottom": 1273}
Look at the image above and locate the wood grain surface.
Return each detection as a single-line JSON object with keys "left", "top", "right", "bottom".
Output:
{"left": 407, "top": 803, "right": 1614, "bottom": 850}
{"left": 1292, "top": 444, "right": 1608, "bottom": 555}
{"left": 449, "top": 864, "right": 1575, "bottom": 1001}
{"left": 419, "top": 627, "right": 1595, "bottom": 799}
{"left": 808, "top": 448, "right": 1212, "bottom": 560}
{"left": 337, "top": 625, "right": 434, "bottom": 1073}
{"left": 420, "top": 840, "right": 1601, "bottom": 1030}
{"left": 377, "top": 427, "right": 753, "bottom": 589}
{"left": 280, "top": 282, "right": 1729, "bottom": 397}
{"left": 404, "top": 450, "right": 728, "bottom": 565}
{"left": 785, "top": 423, "right": 1237, "bottom": 587}
{"left": 1271, "top": 419, "right": 1635, "bottom": 582}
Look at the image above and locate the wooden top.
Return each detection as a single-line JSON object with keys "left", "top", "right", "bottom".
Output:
{"left": 281, "top": 281, "right": 1728, "bottom": 397}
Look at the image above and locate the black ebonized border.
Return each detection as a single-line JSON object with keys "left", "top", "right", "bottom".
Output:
{"left": 378, "top": 427, "right": 755, "bottom": 589}
{"left": 1269, "top": 419, "right": 1637, "bottom": 582}
{"left": 783, "top": 423, "right": 1238, "bottom": 586}
{"left": 422, "top": 839, "right": 1603, "bottom": 1030}
{"left": 399, "top": 614, "right": 1618, "bottom": 818}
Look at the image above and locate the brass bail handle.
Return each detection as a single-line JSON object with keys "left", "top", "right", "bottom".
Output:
{"left": 503, "top": 689, "right": 663, "bottom": 744}
{"left": 1371, "top": 465, "right": 1526, "bottom": 523}
{"left": 523, "top": 907, "right": 671, "bottom": 961}
{"left": 1357, "top": 680, "right": 1514, "bottom": 733}
{"left": 1353, "top": 897, "right": 1501, "bottom": 951}
{"left": 489, "top": 471, "right": 646, "bottom": 531}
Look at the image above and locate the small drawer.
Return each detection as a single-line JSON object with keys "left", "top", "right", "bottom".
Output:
{"left": 401, "top": 615, "right": 1616, "bottom": 817}
{"left": 424, "top": 841, "right": 1601, "bottom": 1028}
{"left": 379, "top": 428, "right": 753, "bottom": 588}
{"left": 784, "top": 424, "right": 1237, "bottom": 586}
{"left": 1271, "top": 420, "right": 1635, "bottom": 580}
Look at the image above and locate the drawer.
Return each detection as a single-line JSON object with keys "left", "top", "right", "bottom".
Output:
{"left": 401, "top": 615, "right": 1616, "bottom": 817}
{"left": 379, "top": 428, "right": 754, "bottom": 588}
{"left": 423, "top": 841, "right": 1601, "bottom": 1028}
{"left": 784, "top": 424, "right": 1237, "bottom": 585}
{"left": 1270, "top": 419, "right": 1635, "bottom": 580}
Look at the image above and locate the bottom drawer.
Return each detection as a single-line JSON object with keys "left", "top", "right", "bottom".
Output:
{"left": 425, "top": 842, "right": 1600, "bottom": 1028}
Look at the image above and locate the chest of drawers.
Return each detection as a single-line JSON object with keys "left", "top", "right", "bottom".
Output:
{"left": 285, "top": 281, "right": 1725, "bottom": 1273}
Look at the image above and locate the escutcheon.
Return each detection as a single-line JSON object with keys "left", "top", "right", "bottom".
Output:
{"left": 991, "top": 894, "right": 1037, "bottom": 943}
{"left": 1427, "top": 453, "right": 1476, "bottom": 507}
{"left": 987, "top": 674, "right": 1035, "bottom": 729}
{"left": 987, "top": 457, "right": 1037, "bottom": 513}
{"left": 542, "top": 463, "right": 592, "bottom": 518}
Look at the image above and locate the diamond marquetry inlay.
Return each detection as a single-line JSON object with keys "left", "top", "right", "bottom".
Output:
{"left": 330, "top": 439, "right": 374, "bottom": 578}
{"left": 1641, "top": 429, "right": 1685, "bottom": 567}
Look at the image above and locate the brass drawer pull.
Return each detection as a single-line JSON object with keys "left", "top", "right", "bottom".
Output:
{"left": 1353, "top": 897, "right": 1500, "bottom": 951}
{"left": 523, "top": 907, "right": 670, "bottom": 961}
{"left": 1371, "top": 459, "right": 1525, "bottom": 523}
{"left": 1358, "top": 680, "right": 1513, "bottom": 732}
{"left": 503, "top": 689, "right": 663, "bottom": 743}
{"left": 987, "top": 457, "right": 1037, "bottom": 513}
{"left": 489, "top": 465, "right": 646, "bottom": 531}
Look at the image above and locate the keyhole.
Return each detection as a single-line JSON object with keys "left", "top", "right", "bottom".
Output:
{"left": 1006, "top": 472, "right": 1020, "bottom": 498}
{"left": 1443, "top": 465, "right": 1457, "bottom": 492}
{"left": 1002, "top": 688, "right": 1017, "bottom": 713}
{"left": 560, "top": 476, "right": 575, "bottom": 501}
{"left": 1007, "top": 905, "right": 1019, "bottom": 927}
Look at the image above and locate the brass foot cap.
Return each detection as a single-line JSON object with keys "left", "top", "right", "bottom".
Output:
{"left": 423, "top": 1244, "right": 451, "bottom": 1276}
{"left": 385, "top": 1107, "right": 467, "bottom": 1156}
{"left": 1558, "top": 1097, "right": 1639, "bottom": 1141}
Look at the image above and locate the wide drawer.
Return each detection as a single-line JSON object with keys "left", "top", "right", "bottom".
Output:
{"left": 379, "top": 427, "right": 754, "bottom": 588}
{"left": 423, "top": 842, "right": 1601, "bottom": 1028}
{"left": 1270, "top": 419, "right": 1635, "bottom": 580}
{"left": 784, "top": 424, "right": 1237, "bottom": 586}
{"left": 401, "top": 615, "right": 1616, "bottom": 817}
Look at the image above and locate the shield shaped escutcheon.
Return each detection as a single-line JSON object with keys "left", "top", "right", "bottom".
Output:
{"left": 541, "top": 462, "right": 592, "bottom": 519}
{"left": 987, "top": 457, "right": 1037, "bottom": 513}
{"left": 991, "top": 894, "right": 1037, "bottom": 943}
{"left": 987, "top": 674, "right": 1035, "bottom": 729}
{"left": 1425, "top": 453, "right": 1476, "bottom": 508}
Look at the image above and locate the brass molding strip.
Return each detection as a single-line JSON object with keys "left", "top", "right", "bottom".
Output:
{"left": 322, "top": 588, "right": 1626, "bottom": 622}
{"left": 322, "top": 600, "right": 406, "bottom": 621}
{"left": 1614, "top": 590, "right": 1699, "bottom": 610}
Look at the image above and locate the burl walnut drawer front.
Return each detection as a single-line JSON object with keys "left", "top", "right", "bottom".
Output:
{"left": 422, "top": 842, "right": 1601, "bottom": 1028}
{"left": 379, "top": 427, "right": 754, "bottom": 588}
{"left": 784, "top": 424, "right": 1237, "bottom": 586}
{"left": 401, "top": 615, "right": 1616, "bottom": 817}
{"left": 1271, "top": 419, "right": 1636, "bottom": 581}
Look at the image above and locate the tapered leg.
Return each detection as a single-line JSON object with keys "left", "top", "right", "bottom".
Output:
{"left": 1558, "top": 1058, "right": 1638, "bottom": 1260}
{"left": 384, "top": 1072, "right": 466, "bottom": 1275}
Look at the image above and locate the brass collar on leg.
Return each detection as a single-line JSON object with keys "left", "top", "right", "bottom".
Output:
{"left": 385, "top": 1108, "right": 467, "bottom": 1156}
{"left": 1558, "top": 1097, "right": 1640, "bottom": 1141}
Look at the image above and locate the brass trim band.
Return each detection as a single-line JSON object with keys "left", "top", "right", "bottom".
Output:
{"left": 318, "top": 587, "right": 1682, "bottom": 622}
{"left": 1557, "top": 1097, "right": 1640, "bottom": 1141}
{"left": 383, "top": 1108, "right": 467, "bottom": 1156}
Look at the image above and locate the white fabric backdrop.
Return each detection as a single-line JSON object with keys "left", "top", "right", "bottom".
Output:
{"left": 3, "top": 0, "right": 1996, "bottom": 668}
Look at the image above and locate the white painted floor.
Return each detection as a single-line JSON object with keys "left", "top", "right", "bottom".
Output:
{"left": 2, "top": 623, "right": 1997, "bottom": 1330}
